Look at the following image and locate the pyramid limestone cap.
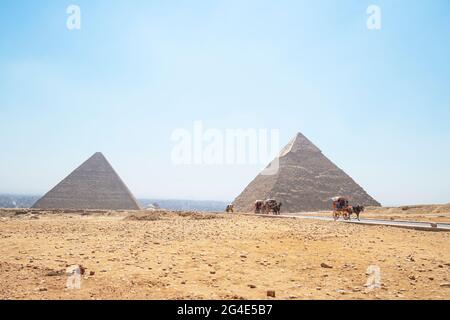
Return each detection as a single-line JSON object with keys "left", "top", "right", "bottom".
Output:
{"left": 279, "top": 132, "right": 321, "bottom": 157}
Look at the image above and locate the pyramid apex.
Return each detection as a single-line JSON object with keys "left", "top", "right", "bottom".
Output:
{"left": 279, "top": 132, "right": 321, "bottom": 156}
{"left": 90, "top": 152, "right": 107, "bottom": 161}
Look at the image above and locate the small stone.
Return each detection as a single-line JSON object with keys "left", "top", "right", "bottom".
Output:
{"left": 321, "top": 263, "right": 333, "bottom": 269}
{"left": 440, "top": 283, "right": 450, "bottom": 288}
{"left": 248, "top": 284, "right": 256, "bottom": 289}
{"left": 267, "top": 290, "right": 275, "bottom": 298}
{"left": 89, "top": 271, "right": 95, "bottom": 276}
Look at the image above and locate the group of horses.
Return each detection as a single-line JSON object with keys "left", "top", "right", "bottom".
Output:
{"left": 253, "top": 199, "right": 282, "bottom": 215}
{"left": 225, "top": 197, "right": 365, "bottom": 220}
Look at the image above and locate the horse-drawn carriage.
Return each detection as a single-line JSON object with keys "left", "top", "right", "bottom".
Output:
{"left": 332, "top": 196, "right": 365, "bottom": 221}
{"left": 254, "top": 199, "right": 282, "bottom": 215}
{"left": 332, "top": 196, "right": 351, "bottom": 220}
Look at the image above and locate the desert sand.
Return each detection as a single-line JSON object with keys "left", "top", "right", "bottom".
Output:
{"left": 0, "top": 209, "right": 449, "bottom": 300}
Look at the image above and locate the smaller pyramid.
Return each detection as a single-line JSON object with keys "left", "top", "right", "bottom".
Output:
{"left": 32, "top": 153, "right": 141, "bottom": 210}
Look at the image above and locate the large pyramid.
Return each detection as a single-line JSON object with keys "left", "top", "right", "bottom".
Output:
{"left": 233, "top": 133, "right": 380, "bottom": 213}
{"left": 32, "top": 152, "right": 141, "bottom": 210}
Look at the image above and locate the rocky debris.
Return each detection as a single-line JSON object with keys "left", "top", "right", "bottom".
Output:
{"left": 440, "top": 283, "right": 450, "bottom": 288}
{"left": 124, "top": 211, "right": 221, "bottom": 221}
{"left": 248, "top": 284, "right": 256, "bottom": 289}
{"left": 321, "top": 263, "right": 333, "bottom": 269}
{"left": 124, "top": 213, "right": 163, "bottom": 221}
{"left": 408, "top": 274, "right": 417, "bottom": 281}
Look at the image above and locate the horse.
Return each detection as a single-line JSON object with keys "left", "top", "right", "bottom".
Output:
{"left": 349, "top": 205, "right": 365, "bottom": 221}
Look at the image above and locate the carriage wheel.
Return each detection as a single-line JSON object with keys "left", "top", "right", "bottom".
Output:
{"left": 333, "top": 212, "right": 339, "bottom": 221}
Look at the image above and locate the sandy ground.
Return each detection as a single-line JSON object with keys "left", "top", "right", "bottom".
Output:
{"left": 0, "top": 209, "right": 449, "bottom": 300}
{"left": 296, "top": 204, "right": 450, "bottom": 223}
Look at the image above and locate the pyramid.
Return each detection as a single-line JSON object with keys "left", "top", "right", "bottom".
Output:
{"left": 233, "top": 133, "right": 380, "bottom": 213}
{"left": 32, "top": 152, "right": 141, "bottom": 210}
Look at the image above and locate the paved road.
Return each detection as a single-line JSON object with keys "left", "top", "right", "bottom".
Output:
{"left": 253, "top": 213, "right": 450, "bottom": 231}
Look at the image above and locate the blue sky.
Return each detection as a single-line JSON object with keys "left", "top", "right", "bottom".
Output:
{"left": 1, "top": 0, "right": 449, "bottom": 206}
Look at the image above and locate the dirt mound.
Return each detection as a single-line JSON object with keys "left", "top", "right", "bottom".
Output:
{"left": 123, "top": 212, "right": 164, "bottom": 221}
{"left": 123, "top": 211, "right": 222, "bottom": 221}
{"left": 176, "top": 212, "right": 220, "bottom": 220}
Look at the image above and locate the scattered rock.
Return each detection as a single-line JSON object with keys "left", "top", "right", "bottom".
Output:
{"left": 321, "top": 263, "right": 333, "bottom": 269}
{"left": 440, "top": 283, "right": 450, "bottom": 288}
{"left": 248, "top": 284, "right": 256, "bottom": 289}
{"left": 267, "top": 290, "right": 275, "bottom": 298}
{"left": 46, "top": 270, "right": 64, "bottom": 277}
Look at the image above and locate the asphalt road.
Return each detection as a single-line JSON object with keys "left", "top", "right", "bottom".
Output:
{"left": 254, "top": 213, "right": 450, "bottom": 231}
